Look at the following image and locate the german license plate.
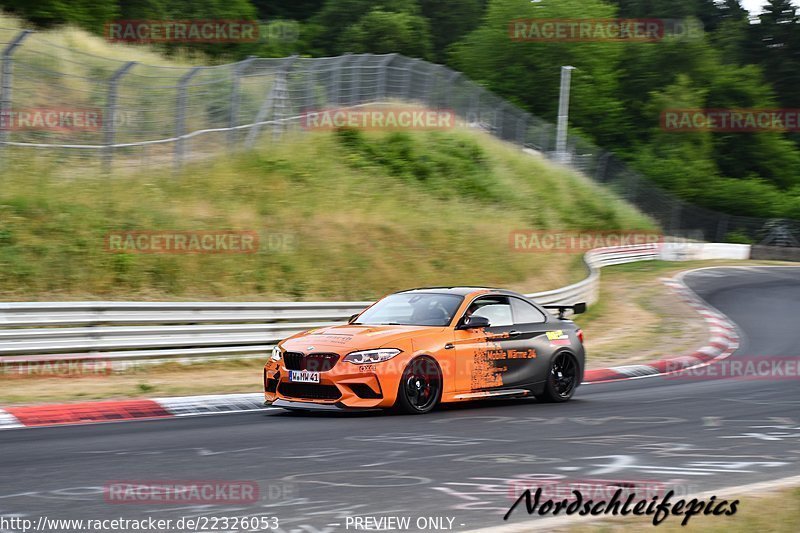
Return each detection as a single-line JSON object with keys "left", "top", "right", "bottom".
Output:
{"left": 289, "top": 370, "right": 320, "bottom": 383}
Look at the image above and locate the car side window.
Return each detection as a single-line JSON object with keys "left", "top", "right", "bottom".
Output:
{"left": 510, "top": 297, "right": 547, "bottom": 325}
{"left": 467, "top": 296, "right": 513, "bottom": 327}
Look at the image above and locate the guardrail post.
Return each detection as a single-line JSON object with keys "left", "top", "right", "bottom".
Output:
{"left": 228, "top": 56, "right": 255, "bottom": 148}
{"left": 103, "top": 61, "right": 136, "bottom": 175}
{"left": 244, "top": 55, "right": 297, "bottom": 149}
{"left": 0, "top": 30, "right": 32, "bottom": 156}
{"left": 376, "top": 54, "right": 397, "bottom": 101}
{"left": 174, "top": 66, "right": 202, "bottom": 171}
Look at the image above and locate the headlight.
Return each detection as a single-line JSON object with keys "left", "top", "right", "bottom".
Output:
{"left": 270, "top": 346, "right": 282, "bottom": 362}
{"left": 343, "top": 348, "right": 401, "bottom": 364}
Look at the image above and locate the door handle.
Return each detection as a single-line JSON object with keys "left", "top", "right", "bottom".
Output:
{"left": 444, "top": 343, "right": 454, "bottom": 350}
{"left": 508, "top": 330, "right": 521, "bottom": 338}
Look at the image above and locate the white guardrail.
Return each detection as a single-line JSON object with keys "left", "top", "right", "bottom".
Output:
{"left": 0, "top": 243, "right": 751, "bottom": 367}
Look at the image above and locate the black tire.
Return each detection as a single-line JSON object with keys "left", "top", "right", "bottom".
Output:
{"left": 536, "top": 351, "right": 579, "bottom": 403}
{"left": 395, "top": 356, "right": 442, "bottom": 414}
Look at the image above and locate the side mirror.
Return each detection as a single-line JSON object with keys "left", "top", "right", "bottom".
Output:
{"left": 348, "top": 313, "right": 359, "bottom": 324}
{"left": 457, "top": 315, "right": 491, "bottom": 330}
{"left": 573, "top": 302, "right": 586, "bottom": 315}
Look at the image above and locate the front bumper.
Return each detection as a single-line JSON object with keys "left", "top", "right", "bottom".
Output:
{"left": 264, "top": 360, "right": 397, "bottom": 409}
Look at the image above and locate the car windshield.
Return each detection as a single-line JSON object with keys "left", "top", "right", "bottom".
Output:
{"left": 353, "top": 293, "right": 464, "bottom": 327}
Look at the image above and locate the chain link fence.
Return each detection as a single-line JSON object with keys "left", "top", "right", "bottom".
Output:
{"left": 1, "top": 28, "right": 798, "bottom": 245}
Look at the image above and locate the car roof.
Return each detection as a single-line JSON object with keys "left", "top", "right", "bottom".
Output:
{"left": 397, "top": 287, "right": 528, "bottom": 299}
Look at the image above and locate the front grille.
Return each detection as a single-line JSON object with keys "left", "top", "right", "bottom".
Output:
{"left": 283, "top": 352, "right": 339, "bottom": 371}
{"left": 278, "top": 383, "right": 341, "bottom": 401}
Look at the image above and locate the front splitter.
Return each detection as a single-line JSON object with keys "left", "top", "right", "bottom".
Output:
{"left": 270, "top": 399, "right": 382, "bottom": 412}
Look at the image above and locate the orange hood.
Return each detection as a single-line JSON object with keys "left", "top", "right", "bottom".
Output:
{"left": 280, "top": 324, "right": 447, "bottom": 352}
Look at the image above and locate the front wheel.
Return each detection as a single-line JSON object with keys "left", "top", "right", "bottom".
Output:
{"left": 395, "top": 356, "right": 442, "bottom": 414}
{"left": 536, "top": 352, "right": 579, "bottom": 403}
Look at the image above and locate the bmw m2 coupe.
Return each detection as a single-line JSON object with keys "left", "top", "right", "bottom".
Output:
{"left": 264, "top": 287, "right": 586, "bottom": 414}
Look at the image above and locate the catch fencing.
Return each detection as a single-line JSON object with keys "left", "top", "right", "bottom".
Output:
{"left": 1, "top": 28, "right": 798, "bottom": 244}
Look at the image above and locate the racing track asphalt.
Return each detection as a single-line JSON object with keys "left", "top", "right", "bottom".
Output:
{"left": 0, "top": 266, "right": 798, "bottom": 532}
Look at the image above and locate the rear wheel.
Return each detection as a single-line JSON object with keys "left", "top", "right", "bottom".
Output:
{"left": 536, "top": 352, "right": 578, "bottom": 403}
{"left": 395, "top": 356, "right": 442, "bottom": 414}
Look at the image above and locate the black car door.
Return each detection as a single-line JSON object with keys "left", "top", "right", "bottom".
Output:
{"left": 495, "top": 296, "right": 553, "bottom": 388}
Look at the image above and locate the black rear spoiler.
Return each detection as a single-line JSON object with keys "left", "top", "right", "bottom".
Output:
{"left": 542, "top": 302, "right": 586, "bottom": 319}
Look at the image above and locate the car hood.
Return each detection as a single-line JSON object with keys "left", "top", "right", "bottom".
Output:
{"left": 280, "top": 324, "right": 446, "bottom": 352}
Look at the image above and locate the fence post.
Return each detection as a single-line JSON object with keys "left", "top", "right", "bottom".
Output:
{"left": 330, "top": 53, "right": 351, "bottom": 107}
{"left": 0, "top": 30, "right": 32, "bottom": 155}
{"left": 228, "top": 56, "right": 255, "bottom": 148}
{"left": 404, "top": 58, "right": 419, "bottom": 100}
{"left": 174, "top": 67, "right": 202, "bottom": 171}
{"left": 421, "top": 62, "right": 437, "bottom": 107}
{"left": 594, "top": 152, "right": 610, "bottom": 182}
{"left": 468, "top": 87, "right": 480, "bottom": 127}
{"left": 305, "top": 58, "right": 317, "bottom": 110}
{"left": 516, "top": 114, "right": 528, "bottom": 146}
{"left": 244, "top": 55, "right": 297, "bottom": 149}
{"left": 494, "top": 102, "right": 504, "bottom": 139}
{"left": 350, "top": 54, "right": 371, "bottom": 106}
{"left": 376, "top": 54, "right": 397, "bottom": 102}
{"left": 103, "top": 61, "right": 136, "bottom": 175}
{"left": 445, "top": 70, "right": 460, "bottom": 111}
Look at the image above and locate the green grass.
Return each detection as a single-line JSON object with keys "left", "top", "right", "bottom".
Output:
{"left": 0, "top": 127, "right": 654, "bottom": 301}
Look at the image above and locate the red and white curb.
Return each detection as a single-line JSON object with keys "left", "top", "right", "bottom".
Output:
{"left": 0, "top": 271, "right": 740, "bottom": 430}
{"left": 582, "top": 271, "right": 739, "bottom": 384}
{"left": 0, "top": 394, "right": 270, "bottom": 430}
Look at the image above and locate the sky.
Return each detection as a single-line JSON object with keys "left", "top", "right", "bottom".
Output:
{"left": 741, "top": 0, "right": 766, "bottom": 14}
{"left": 741, "top": 0, "right": 799, "bottom": 15}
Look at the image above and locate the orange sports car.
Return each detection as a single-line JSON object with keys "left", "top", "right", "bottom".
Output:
{"left": 264, "top": 287, "right": 586, "bottom": 414}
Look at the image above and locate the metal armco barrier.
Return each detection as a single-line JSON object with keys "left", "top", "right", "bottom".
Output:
{"left": 0, "top": 243, "right": 750, "bottom": 366}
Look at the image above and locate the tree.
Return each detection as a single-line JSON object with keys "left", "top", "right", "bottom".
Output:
{"left": 340, "top": 9, "right": 433, "bottom": 58}
{"left": 309, "top": 0, "right": 424, "bottom": 55}
{"left": 251, "top": 0, "right": 325, "bottom": 21}
{"left": 749, "top": 0, "right": 800, "bottom": 108}
{"left": 449, "top": 0, "right": 626, "bottom": 148}
{"left": 419, "top": 0, "right": 483, "bottom": 61}
{"left": 1, "top": 0, "right": 119, "bottom": 32}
